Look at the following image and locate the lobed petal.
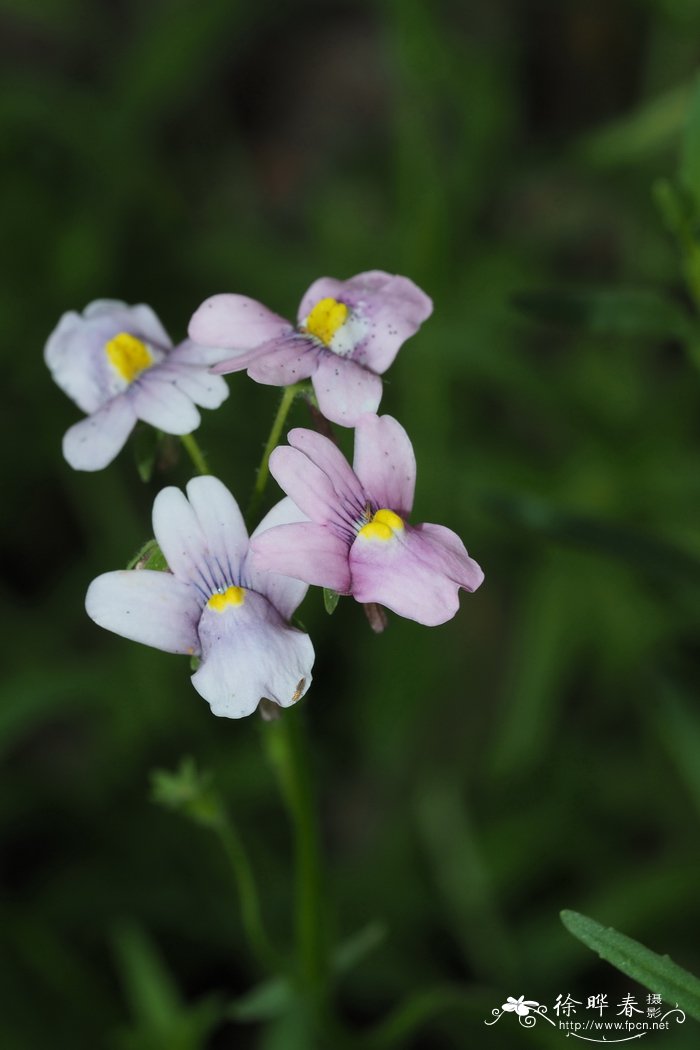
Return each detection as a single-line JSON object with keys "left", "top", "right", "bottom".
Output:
{"left": 62, "top": 394, "right": 136, "bottom": 471}
{"left": 188, "top": 293, "right": 291, "bottom": 349}
{"left": 311, "top": 354, "right": 382, "bottom": 427}
{"left": 353, "top": 413, "right": 416, "bottom": 516}
{"left": 192, "top": 590, "right": 313, "bottom": 718}
{"left": 150, "top": 357, "right": 229, "bottom": 410}
{"left": 185, "top": 476, "right": 249, "bottom": 583}
{"left": 85, "top": 569, "right": 201, "bottom": 654}
{"left": 130, "top": 374, "right": 201, "bottom": 434}
{"left": 84, "top": 300, "right": 172, "bottom": 349}
{"left": 152, "top": 487, "right": 218, "bottom": 595}
{"left": 268, "top": 445, "right": 344, "bottom": 525}
{"left": 297, "top": 270, "right": 432, "bottom": 375}
{"left": 349, "top": 522, "right": 483, "bottom": 626}
{"left": 246, "top": 336, "right": 319, "bottom": 385}
{"left": 250, "top": 522, "right": 352, "bottom": 592}
{"left": 287, "top": 428, "right": 367, "bottom": 511}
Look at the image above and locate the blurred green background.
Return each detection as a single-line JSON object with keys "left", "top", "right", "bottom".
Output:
{"left": 4, "top": 0, "right": 700, "bottom": 1046}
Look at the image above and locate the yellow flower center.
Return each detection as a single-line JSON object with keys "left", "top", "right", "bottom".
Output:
{"left": 303, "top": 297, "right": 349, "bottom": 346}
{"left": 105, "top": 332, "right": 154, "bottom": 383}
{"left": 207, "top": 585, "right": 245, "bottom": 612}
{"left": 357, "top": 508, "right": 404, "bottom": 542}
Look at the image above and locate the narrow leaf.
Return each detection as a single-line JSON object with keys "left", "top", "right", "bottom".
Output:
{"left": 561, "top": 910, "right": 700, "bottom": 1021}
{"left": 323, "top": 588, "right": 340, "bottom": 614}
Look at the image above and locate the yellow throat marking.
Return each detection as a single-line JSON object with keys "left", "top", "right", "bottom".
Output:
{"left": 105, "top": 332, "right": 154, "bottom": 383}
{"left": 207, "top": 585, "right": 245, "bottom": 612}
{"left": 358, "top": 508, "right": 404, "bottom": 542}
{"left": 304, "top": 297, "right": 349, "bottom": 346}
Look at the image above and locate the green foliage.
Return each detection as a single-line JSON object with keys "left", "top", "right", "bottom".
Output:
{"left": 5, "top": 1, "right": 700, "bottom": 1048}
{"left": 561, "top": 910, "right": 700, "bottom": 1021}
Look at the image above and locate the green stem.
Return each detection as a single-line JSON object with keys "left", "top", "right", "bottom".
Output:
{"left": 248, "top": 383, "right": 306, "bottom": 520}
{"left": 180, "top": 432, "right": 210, "bottom": 475}
{"left": 211, "top": 808, "right": 286, "bottom": 976}
{"left": 263, "top": 709, "right": 326, "bottom": 992}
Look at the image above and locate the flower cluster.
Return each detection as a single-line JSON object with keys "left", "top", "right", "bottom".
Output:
{"left": 46, "top": 270, "right": 483, "bottom": 718}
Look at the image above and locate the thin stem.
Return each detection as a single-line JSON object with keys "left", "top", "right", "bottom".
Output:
{"left": 211, "top": 808, "right": 287, "bottom": 976}
{"left": 180, "top": 432, "right": 210, "bottom": 475}
{"left": 263, "top": 710, "right": 327, "bottom": 992}
{"left": 248, "top": 383, "right": 307, "bottom": 520}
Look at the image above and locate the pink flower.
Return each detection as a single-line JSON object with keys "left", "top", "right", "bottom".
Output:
{"left": 188, "top": 271, "right": 432, "bottom": 427}
{"left": 250, "top": 415, "right": 484, "bottom": 626}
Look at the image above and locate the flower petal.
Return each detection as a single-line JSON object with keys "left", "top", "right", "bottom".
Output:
{"left": 130, "top": 374, "right": 201, "bottom": 434}
{"left": 246, "top": 336, "right": 320, "bottom": 385}
{"left": 150, "top": 359, "right": 229, "bottom": 409}
{"left": 62, "top": 394, "right": 136, "bottom": 471}
{"left": 167, "top": 338, "right": 239, "bottom": 367}
{"left": 185, "top": 476, "right": 249, "bottom": 581}
{"left": 152, "top": 486, "right": 220, "bottom": 597}
{"left": 188, "top": 293, "right": 291, "bottom": 349}
{"left": 85, "top": 569, "right": 201, "bottom": 654}
{"left": 192, "top": 590, "right": 314, "bottom": 718}
{"left": 84, "top": 299, "right": 172, "bottom": 349}
{"left": 352, "top": 414, "right": 416, "bottom": 516}
{"left": 311, "top": 354, "right": 382, "bottom": 427}
{"left": 243, "top": 498, "right": 310, "bottom": 618}
{"left": 45, "top": 310, "right": 109, "bottom": 414}
{"left": 251, "top": 522, "right": 351, "bottom": 592}
{"left": 287, "top": 427, "right": 367, "bottom": 511}
{"left": 268, "top": 446, "right": 343, "bottom": 525}
{"left": 297, "top": 271, "right": 432, "bottom": 374}
{"left": 349, "top": 522, "right": 483, "bottom": 626}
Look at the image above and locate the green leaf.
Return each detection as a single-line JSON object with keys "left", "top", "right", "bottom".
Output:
{"left": 126, "top": 538, "right": 168, "bottom": 572}
{"left": 560, "top": 910, "right": 700, "bottom": 1021}
{"left": 512, "top": 287, "right": 692, "bottom": 341}
{"left": 151, "top": 758, "right": 222, "bottom": 829}
{"left": 323, "top": 588, "right": 340, "bottom": 614}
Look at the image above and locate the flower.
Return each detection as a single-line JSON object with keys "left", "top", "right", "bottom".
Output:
{"left": 45, "top": 299, "right": 231, "bottom": 471}
{"left": 85, "top": 476, "right": 314, "bottom": 718}
{"left": 502, "top": 996, "right": 539, "bottom": 1017}
{"left": 250, "top": 414, "right": 484, "bottom": 626}
{"left": 188, "top": 270, "right": 433, "bottom": 427}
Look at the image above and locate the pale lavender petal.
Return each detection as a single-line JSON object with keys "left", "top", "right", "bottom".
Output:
{"left": 287, "top": 428, "right": 367, "bottom": 510}
{"left": 352, "top": 414, "right": 416, "bottom": 516}
{"left": 246, "top": 336, "right": 319, "bottom": 385}
{"left": 349, "top": 522, "right": 483, "bottom": 626}
{"left": 312, "top": 354, "right": 382, "bottom": 427}
{"left": 167, "top": 337, "right": 240, "bottom": 369}
{"left": 251, "top": 522, "right": 351, "bottom": 592}
{"left": 268, "top": 446, "right": 341, "bottom": 525}
{"left": 188, "top": 293, "right": 291, "bottom": 349}
{"left": 185, "top": 476, "right": 249, "bottom": 581}
{"left": 243, "top": 498, "right": 310, "bottom": 618}
{"left": 130, "top": 374, "right": 201, "bottom": 434}
{"left": 348, "top": 274, "right": 432, "bottom": 374}
{"left": 84, "top": 300, "right": 172, "bottom": 349}
{"left": 153, "top": 357, "right": 229, "bottom": 409}
{"left": 297, "top": 276, "right": 347, "bottom": 324}
{"left": 415, "top": 523, "right": 485, "bottom": 591}
{"left": 192, "top": 590, "right": 314, "bottom": 718}
{"left": 46, "top": 300, "right": 173, "bottom": 415}
{"left": 45, "top": 310, "right": 109, "bottom": 414}
{"left": 152, "top": 487, "right": 220, "bottom": 597}
{"left": 85, "top": 569, "right": 201, "bottom": 654}
{"left": 62, "top": 394, "right": 136, "bottom": 471}
{"left": 297, "top": 271, "right": 432, "bottom": 374}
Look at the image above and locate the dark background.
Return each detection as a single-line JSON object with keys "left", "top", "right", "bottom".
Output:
{"left": 3, "top": 0, "right": 700, "bottom": 1047}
